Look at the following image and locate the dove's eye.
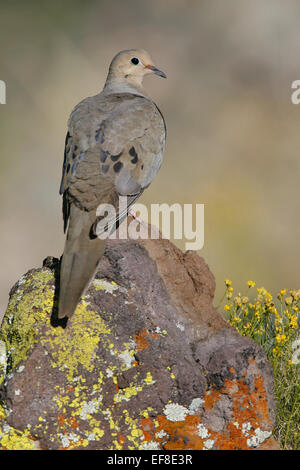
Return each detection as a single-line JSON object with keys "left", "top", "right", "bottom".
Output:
{"left": 131, "top": 57, "right": 140, "bottom": 65}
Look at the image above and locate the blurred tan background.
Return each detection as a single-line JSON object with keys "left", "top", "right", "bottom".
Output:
{"left": 1, "top": 0, "right": 300, "bottom": 317}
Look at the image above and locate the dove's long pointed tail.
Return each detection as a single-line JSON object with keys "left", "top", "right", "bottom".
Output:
{"left": 58, "top": 205, "right": 106, "bottom": 319}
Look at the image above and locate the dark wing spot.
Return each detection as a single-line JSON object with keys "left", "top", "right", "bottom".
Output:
{"left": 101, "top": 164, "right": 110, "bottom": 174}
{"left": 72, "top": 151, "right": 77, "bottom": 159}
{"left": 100, "top": 149, "right": 108, "bottom": 163}
{"left": 110, "top": 151, "right": 123, "bottom": 162}
{"left": 129, "top": 146, "right": 138, "bottom": 164}
{"left": 95, "top": 127, "right": 101, "bottom": 141}
{"left": 66, "top": 163, "right": 71, "bottom": 173}
{"left": 95, "top": 122, "right": 106, "bottom": 143}
{"left": 64, "top": 133, "right": 71, "bottom": 160}
{"left": 113, "top": 161, "right": 123, "bottom": 173}
{"left": 129, "top": 146, "right": 137, "bottom": 157}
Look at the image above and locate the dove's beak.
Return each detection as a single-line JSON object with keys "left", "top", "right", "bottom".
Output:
{"left": 145, "top": 64, "right": 167, "bottom": 78}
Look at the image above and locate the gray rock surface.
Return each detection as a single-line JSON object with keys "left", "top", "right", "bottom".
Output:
{"left": 0, "top": 227, "right": 279, "bottom": 450}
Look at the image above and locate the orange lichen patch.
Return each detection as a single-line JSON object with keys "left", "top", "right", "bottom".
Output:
{"left": 58, "top": 414, "right": 65, "bottom": 428}
{"left": 57, "top": 414, "right": 79, "bottom": 430}
{"left": 118, "top": 433, "right": 126, "bottom": 448}
{"left": 138, "top": 371, "right": 275, "bottom": 450}
{"left": 225, "top": 374, "right": 271, "bottom": 428}
{"left": 252, "top": 376, "right": 270, "bottom": 422}
{"left": 213, "top": 374, "right": 273, "bottom": 450}
{"left": 203, "top": 389, "right": 221, "bottom": 410}
{"left": 134, "top": 328, "right": 159, "bottom": 352}
{"left": 155, "top": 414, "right": 203, "bottom": 450}
{"left": 69, "top": 417, "right": 79, "bottom": 429}
{"left": 214, "top": 422, "right": 247, "bottom": 450}
{"left": 140, "top": 417, "right": 155, "bottom": 441}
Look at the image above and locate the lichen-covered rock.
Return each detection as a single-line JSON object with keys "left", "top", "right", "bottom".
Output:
{"left": 0, "top": 230, "right": 279, "bottom": 450}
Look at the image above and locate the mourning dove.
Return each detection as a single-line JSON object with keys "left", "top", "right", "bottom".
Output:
{"left": 58, "top": 49, "right": 167, "bottom": 319}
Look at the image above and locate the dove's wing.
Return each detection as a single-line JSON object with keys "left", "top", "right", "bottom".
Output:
{"left": 60, "top": 92, "right": 166, "bottom": 234}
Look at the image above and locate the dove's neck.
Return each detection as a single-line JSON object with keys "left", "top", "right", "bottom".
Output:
{"left": 103, "top": 76, "right": 148, "bottom": 98}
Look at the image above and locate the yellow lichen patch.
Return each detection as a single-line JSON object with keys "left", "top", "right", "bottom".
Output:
{"left": 88, "top": 425, "right": 105, "bottom": 442}
{"left": 114, "top": 383, "right": 144, "bottom": 403}
{"left": 119, "top": 409, "right": 145, "bottom": 449}
{"left": 0, "top": 269, "right": 54, "bottom": 371}
{"left": 0, "top": 426, "right": 38, "bottom": 450}
{"left": 93, "top": 279, "right": 119, "bottom": 294}
{"left": 113, "top": 369, "right": 156, "bottom": 404}
{"left": 40, "top": 300, "right": 111, "bottom": 381}
{"left": 0, "top": 404, "right": 6, "bottom": 420}
{"left": 144, "top": 372, "right": 155, "bottom": 385}
{"left": 1, "top": 269, "right": 114, "bottom": 383}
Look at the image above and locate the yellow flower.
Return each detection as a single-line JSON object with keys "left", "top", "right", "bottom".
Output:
{"left": 269, "top": 305, "right": 278, "bottom": 316}
{"left": 290, "top": 316, "right": 298, "bottom": 328}
{"left": 285, "top": 296, "right": 293, "bottom": 306}
{"left": 247, "top": 280, "right": 255, "bottom": 288}
{"left": 233, "top": 316, "right": 241, "bottom": 323}
{"left": 225, "top": 279, "right": 232, "bottom": 287}
{"left": 224, "top": 304, "right": 230, "bottom": 311}
{"left": 234, "top": 296, "right": 242, "bottom": 307}
{"left": 290, "top": 290, "right": 300, "bottom": 301}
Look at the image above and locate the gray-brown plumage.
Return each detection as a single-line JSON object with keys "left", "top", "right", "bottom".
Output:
{"left": 58, "top": 49, "right": 166, "bottom": 319}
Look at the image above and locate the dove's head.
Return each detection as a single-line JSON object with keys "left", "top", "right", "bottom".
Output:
{"left": 105, "top": 49, "right": 166, "bottom": 92}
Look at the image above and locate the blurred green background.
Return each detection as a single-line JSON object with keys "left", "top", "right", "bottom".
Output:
{"left": 1, "top": 0, "right": 300, "bottom": 317}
